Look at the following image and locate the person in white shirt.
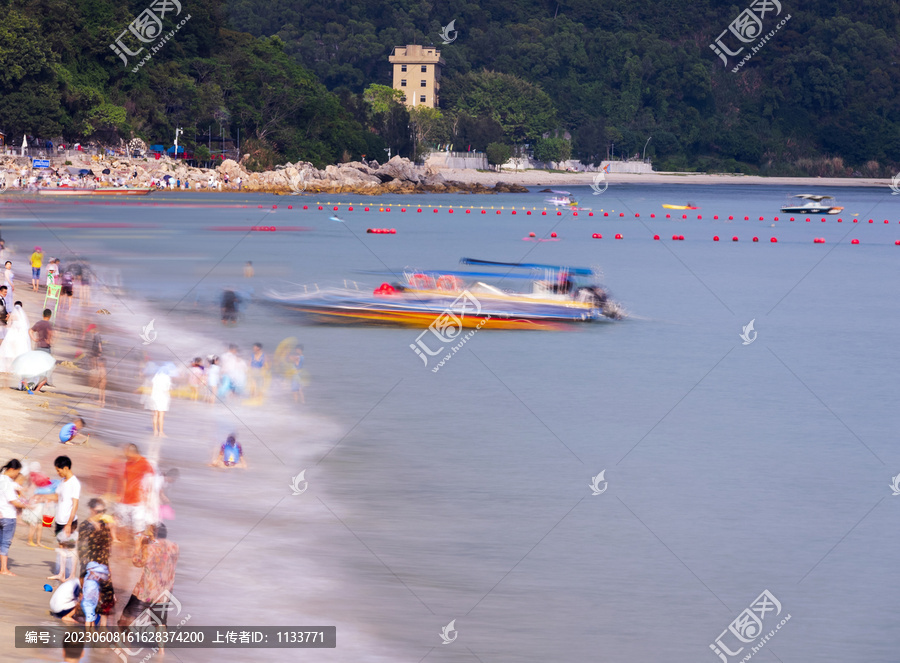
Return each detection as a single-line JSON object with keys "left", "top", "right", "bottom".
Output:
{"left": 0, "top": 459, "right": 26, "bottom": 576}
{"left": 41, "top": 456, "right": 81, "bottom": 581}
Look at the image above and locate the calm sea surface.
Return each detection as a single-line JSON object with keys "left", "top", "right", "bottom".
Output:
{"left": 3, "top": 183, "right": 899, "bottom": 662}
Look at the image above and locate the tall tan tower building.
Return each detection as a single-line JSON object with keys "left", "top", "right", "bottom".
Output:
{"left": 389, "top": 45, "right": 444, "bottom": 108}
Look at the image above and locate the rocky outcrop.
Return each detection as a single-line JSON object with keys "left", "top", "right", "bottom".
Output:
{"left": 0, "top": 154, "right": 526, "bottom": 195}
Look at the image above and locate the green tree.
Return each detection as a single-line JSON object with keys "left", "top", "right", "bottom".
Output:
{"left": 442, "top": 70, "right": 557, "bottom": 145}
{"left": 533, "top": 137, "right": 572, "bottom": 169}
{"left": 408, "top": 106, "right": 446, "bottom": 161}
{"left": 485, "top": 142, "right": 511, "bottom": 171}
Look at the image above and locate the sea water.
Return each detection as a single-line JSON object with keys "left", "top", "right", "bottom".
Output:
{"left": 2, "top": 183, "right": 898, "bottom": 662}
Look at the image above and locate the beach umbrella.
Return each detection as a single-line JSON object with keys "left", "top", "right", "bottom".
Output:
{"left": 20, "top": 135, "right": 26, "bottom": 157}
{"left": 11, "top": 351, "right": 57, "bottom": 378}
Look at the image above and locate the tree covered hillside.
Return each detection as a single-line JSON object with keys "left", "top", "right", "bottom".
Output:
{"left": 225, "top": 0, "right": 900, "bottom": 174}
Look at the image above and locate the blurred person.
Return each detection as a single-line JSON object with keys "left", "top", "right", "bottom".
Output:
{"left": 188, "top": 357, "right": 205, "bottom": 400}
{"left": 21, "top": 461, "right": 52, "bottom": 547}
{"left": 81, "top": 561, "right": 110, "bottom": 628}
{"left": 49, "top": 576, "right": 82, "bottom": 623}
{"left": 248, "top": 343, "right": 268, "bottom": 398}
{"left": 77, "top": 265, "right": 91, "bottom": 305}
{"left": 221, "top": 289, "right": 239, "bottom": 325}
{"left": 118, "top": 444, "right": 154, "bottom": 544}
{"left": 60, "top": 418, "right": 89, "bottom": 445}
{"left": 205, "top": 355, "right": 220, "bottom": 404}
{"left": 243, "top": 261, "right": 254, "bottom": 278}
{"left": 219, "top": 345, "right": 247, "bottom": 399}
{"left": 289, "top": 346, "right": 305, "bottom": 404}
{"left": 0, "top": 285, "right": 8, "bottom": 339}
{"left": 211, "top": 435, "right": 246, "bottom": 468}
{"left": 30, "top": 246, "right": 43, "bottom": 291}
{"left": 118, "top": 523, "right": 179, "bottom": 628}
{"left": 146, "top": 368, "right": 171, "bottom": 437}
{"left": 3, "top": 260, "right": 13, "bottom": 294}
{"left": 59, "top": 268, "right": 75, "bottom": 310}
{"left": 0, "top": 302, "right": 29, "bottom": 383}
{"left": 29, "top": 308, "right": 55, "bottom": 393}
{"left": 42, "top": 456, "right": 81, "bottom": 581}
{"left": 0, "top": 459, "right": 26, "bottom": 576}
{"left": 46, "top": 257, "right": 59, "bottom": 285}
{"left": 78, "top": 500, "right": 116, "bottom": 625}
{"left": 60, "top": 638, "right": 86, "bottom": 662}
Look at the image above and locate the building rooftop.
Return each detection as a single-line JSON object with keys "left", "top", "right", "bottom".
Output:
{"left": 389, "top": 45, "right": 444, "bottom": 64}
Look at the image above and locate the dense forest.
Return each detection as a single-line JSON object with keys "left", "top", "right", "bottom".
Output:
{"left": 2, "top": 0, "right": 899, "bottom": 173}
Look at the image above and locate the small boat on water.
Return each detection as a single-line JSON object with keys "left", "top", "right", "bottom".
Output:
{"left": 39, "top": 187, "right": 153, "bottom": 196}
{"left": 265, "top": 258, "right": 623, "bottom": 328}
{"left": 544, "top": 190, "right": 592, "bottom": 211}
{"left": 662, "top": 204, "right": 698, "bottom": 210}
{"left": 780, "top": 194, "right": 842, "bottom": 214}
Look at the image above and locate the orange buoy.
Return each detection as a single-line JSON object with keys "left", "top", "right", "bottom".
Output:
{"left": 851, "top": 238, "right": 860, "bottom": 244}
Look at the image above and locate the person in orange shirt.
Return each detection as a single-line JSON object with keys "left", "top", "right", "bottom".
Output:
{"left": 117, "top": 445, "right": 154, "bottom": 548}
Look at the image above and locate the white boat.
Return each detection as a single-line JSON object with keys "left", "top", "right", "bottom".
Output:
{"left": 780, "top": 194, "right": 843, "bottom": 215}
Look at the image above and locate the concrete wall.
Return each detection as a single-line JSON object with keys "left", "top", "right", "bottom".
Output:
{"left": 424, "top": 152, "right": 488, "bottom": 170}
{"left": 498, "top": 158, "right": 654, "bottom": 173}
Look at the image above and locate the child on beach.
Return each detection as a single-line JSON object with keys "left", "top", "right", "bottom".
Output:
{"left": 3, "top": 260, "right": 14, "bottom": 294}
{"left": 289, "top": 347, "right": 305, "bottom": 404}
{"left": 60, "top": 418, "right": 89, "bottom": 445}
{"left": 205, "top": 355, "right": 220, "bottom": 404}
{"left": 21, "top": 461, "right": 54, "bottom": 548}
{"left": 211, "top": 435, "right": 246, "bottom": 468}
{"left": 188, "top": 357, "right": 205, "bottom": 400}
{"left": 30, "top": 246, "right": 43, "bottom": 291}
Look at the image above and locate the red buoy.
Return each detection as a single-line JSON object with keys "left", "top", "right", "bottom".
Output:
{"left": 604, "top": 212, "right": 609, "bottom": 217}
{"left": 481, "top": 210, "right": 486, "bottom": 214}
{"left": 318, "top": 206, "right": 323, "bottom": 210}
{"left": 288, "top": 205, "right": 293, "bottom": 209}
{"left": 770, "top": 237, "right": 777, "bottom": 243}
{"left": 303, "top": 205, "right": 308, "bottom": 209}
{"left": 744, "top": 216, "right": 749, "bottom": 220}
{"left": 789, "top": 217, "right": 794, "bottom": 221}
{"left": 542, "top": 211, "right": 547, "bottom": 215}
{"left": 333, "top": 206, "right": 338, "bottom": 211}
{"left": 557, "top": 211, "right": 562, "bottom": 216}
{"left": 672, "top": 234, "right": 679, "bottom": 240}
{"left": 697, "top": 215, "right": 702, "bottom": 219}
{"left": 465, "top": 209, "right": 470, "bottom": 214}
{"left": 588, "top": 212, "right": 593, "bottom": 216}
{"left": 732, "top": 236, "right": 739, "bottom": 241}
{"left": 511, "top": 210, "right": 515, "bottom": 214}
{"left": 752, "top": 237, "right": 759, "bottom": 242}
{"left": 713, "top": 215, "right": 718, "bottom": 219}
{"left": 592, "top": 233, "right": 602, "bottom": 239}
{"left": 364, "top": 207, "right": 370, "bottom": 211}
{"left": 851, "top": 238, "right": 860, "bottom": 244}
{"left": 434, "top": 209, "right": 438, "bottom": 213}
{"left": 615, "top": 233, "right": 623, "bottom": 240}
{"left": 550, "top": 232, "right": 557, "bottom": 238}
{"left": 682, "top": 214, "right": 687, "bottom": 219}
{"left": 401, "top": 208, "right": 406, "bottom": 212}
{"left": 728, "top": 216, "right": 733, "bottom": 220}
{"left": 449, "top": 209, "right": 454, "bottom": 213}
{"left": 651, "top": 214, "right": 655, "bottom": 218}
{"left": 635, "top": 213, "right": 640, "bottom": 217}
{"left": 869, "top": 219, "right": 873, "bottom": 223}
{"left": 895, "top": 240, "right": 900, "bottom": 245}
{"left": 526, "top": 211, "right": 531, "bottom": 215}
{"left": 573, "top": 212, "right": 578, "bottom": 217}
{"left": 654, "top": 235, "right": 660, "bottom": 240}
{"left": 774, "top": 217, "right": 778, "bottom": 221}
{"left": 759, "top": 216, "right": 763, "bottom": 221}
{"left": 713, "top": 236, "right": 720, "bottom": 241}
{"left": 529, "top": 232, "right": 536, "bottom": 237}
{"left": 853, "top": 219, "right": 858, "bottom": 223}
{"left": 619, "top": 213, "right": 624, "bottom": 217}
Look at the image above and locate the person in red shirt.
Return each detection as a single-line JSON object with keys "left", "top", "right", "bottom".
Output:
{"left": 117, "top": 445, "right": 154, "bottom": 547}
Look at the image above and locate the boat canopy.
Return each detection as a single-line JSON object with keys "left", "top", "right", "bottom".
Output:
{"left": 460, "top": 258, "right": 594, "bottom": 276}
{"left": 791, "top": 194, "right": 834, "bottom": 200}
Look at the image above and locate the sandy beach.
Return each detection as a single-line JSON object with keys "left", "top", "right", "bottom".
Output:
{"left": 440, "top": 168, "right": 893, "bottom": 189}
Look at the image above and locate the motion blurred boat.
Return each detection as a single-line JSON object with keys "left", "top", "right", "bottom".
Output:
{"left": 544, "top": 190, "right": 591, "bottom": 211}
{"left": 780, "top": 194, "right": 842, "bottom": 214}
{"left": 39, "top": 187, "right": 153, "bottom": 196}
{"left": 266, "top": 258, "right": 623, "bottom": 328}
{"left": 662, "top": 204, "right": 698, "bottom": 210}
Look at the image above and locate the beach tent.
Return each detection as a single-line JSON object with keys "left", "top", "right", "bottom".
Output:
{"left": 166, "top": 146, "right": 184, "bottom": 155}
{"left": 149, "top": 144, "right": 165, "bottom": 153}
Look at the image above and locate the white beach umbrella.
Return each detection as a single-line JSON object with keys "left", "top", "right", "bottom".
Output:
{"left": 20, "top": 135, "right": 27, "bottom": 157}
{"left": 11, "top": 350, "right": 57, "bottom": 377}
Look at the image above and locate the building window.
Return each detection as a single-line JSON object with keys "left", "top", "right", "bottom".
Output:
{"left": 421, "top": 65, "right": 427, "bottom": 72}
{"left": 400, "top": 79, "right": 406, "bottom": 87}
{"left": 401, "top": 64, "right": 407, "bottom": 72}
{"left": 420, "top": 95, "right": 426, "bottom": 103}
{"left": 420, "top": 80, "right": 427, "bottom": 87}
{"left": 401, "top": 96, "right": 407, "bottom": 102}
